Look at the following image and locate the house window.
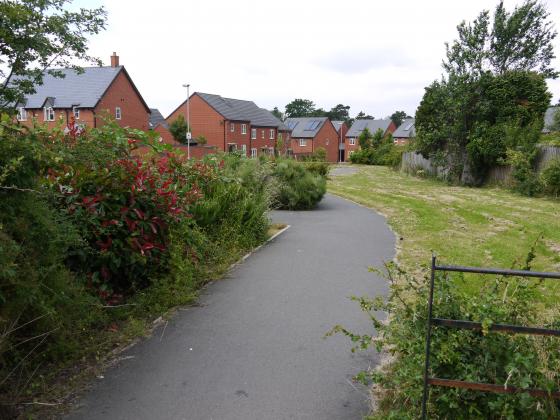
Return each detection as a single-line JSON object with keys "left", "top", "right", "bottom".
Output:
{"left": 261, "top": 129, "right": 265, "bottom": 139}
{"left": 231, "top": 122, "right": 235, "bottom": 132}
{"left": 269, "top": 129, "right": 275, "bottom": 140}
{"left": 73, "top": 106, "right": 80, "bottom": 120}
{"left": 115, "top": 107, "right": 122, "bottom": 120}
{"left": 228, "top": 143, "right": 237, "bottom": 153}
{"left": 251, "top": 148, "right": 257, "bottom": 158}
{"left": 44, "top": 107, "right": 55, "bottom": 121}
{"left": 241, "top": 144, "right": 247, "bottom": 154}
{"left": 251, "top": 128, "right": 257, "bottom": 139}
{"left": 299, "top": 139, "right": 307, "bottom": 147}
{"left": 349, "top": 138, "right": 356, "bottom": 145}
{"left": 241, "top": 124, "right": 247, "bottom": 134}
{"left": 17, "top": 107, "right": 27, "bottom": 121}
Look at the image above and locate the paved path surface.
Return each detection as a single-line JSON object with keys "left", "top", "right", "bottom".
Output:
{"left": 67, "top": 194, "right": 395, "bottom": 420}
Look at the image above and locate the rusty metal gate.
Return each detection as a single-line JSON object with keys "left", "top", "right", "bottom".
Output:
{"left": 421, "top": 255, "right": 560, "bottom": 419}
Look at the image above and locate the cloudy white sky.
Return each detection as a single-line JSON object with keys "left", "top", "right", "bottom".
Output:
{"left": 74, "top": 0, "right": 560, "bottom": 119}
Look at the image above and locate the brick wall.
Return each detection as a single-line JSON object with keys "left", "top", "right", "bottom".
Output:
{"left": 313, "top": 120, "right": 339, "bottom": 163}
{"left": 95, "top": 70, "right": 150, "bottom": 131}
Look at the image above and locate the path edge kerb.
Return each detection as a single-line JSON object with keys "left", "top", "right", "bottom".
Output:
{"left": 233, "top": 224, "right": 291, "bottom": 268}
{"left": 326, "top": 192, "right": 400, "bottom": 264}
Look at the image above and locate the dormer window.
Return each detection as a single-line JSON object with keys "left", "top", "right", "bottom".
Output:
{"left": 115, "top": 107, "right": 122, "bottom": 120}
{"left": 44, "top": 107, "right": 55, "bottom": 121}
{"left": 17, "top": 107, "right": 27, "bottom": 121}
{"left": 73, "top": 106, "right": 80, "bottom": 119}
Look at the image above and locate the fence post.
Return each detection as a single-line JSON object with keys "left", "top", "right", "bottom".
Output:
{"left": 421, "top": 255, "right": 437, "bottom": 419}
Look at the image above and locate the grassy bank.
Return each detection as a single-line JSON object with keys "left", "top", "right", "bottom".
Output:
{"left": 329, "top": 165, "right": 560, "bottom": 299}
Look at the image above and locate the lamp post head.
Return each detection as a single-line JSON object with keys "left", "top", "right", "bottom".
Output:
{"left": 182, "top": 84, "right": 190, "bottom": 88}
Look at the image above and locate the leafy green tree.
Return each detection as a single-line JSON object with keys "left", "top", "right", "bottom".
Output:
{"left": 284, "top": 99, "right": 316, "bottom": 118}
{"left": 358, "top": 127, "right": 373, "bottom": 150}
{"left": 389, "top": 111, "right": 411, "bottom": 128}
{"left": 327, "top": 104, "right": 351, "bottom": 122}
{"left": 169, "top": 115, "right": 190, "bottom": 144}
{"left": 443, "top": 1, "right": 557, "bottom": 79}
{"left": 310, "top": 107, "right": 327, "bottom": 117}
{"left": 271, "top": 106, "right": 283, "bottom": 120}
{"left": 549, "top": 108, "right": 560, "bottom": 131}
{"left": 416, "top": 0, "right": 555, "bottom": 185}
{"left": 355, "top": 111, "right": 374, "bottom": 120}
{"left": 0, "top": 0, "right": 107, "bottom": 110}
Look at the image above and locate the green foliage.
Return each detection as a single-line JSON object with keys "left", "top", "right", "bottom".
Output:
{"left": 326, "top": 104, "right": 351, "bottom": 124}
{"left": 272, "top": 159, "right": 326, "bottom": 210}
{"left": 300, "top": 148, "right": 330, "bottom": 177}
{"left": 390, "top": 110, "right": 411, "bottom": 128}
{"left": 284, "top": 99, "right": 317, "bottom": 118}
{"left": 541, "top": 159, "right": 560, "bottom": 197}
{"left": 549, "top": 108, "right": 560, "bottom": 132}
{"left": 0, "top": 0, "right": 107, "bottom": 110}
{"left": 331, "top": 257, "right": 560, "bottom": 419}
{"left": 0, "top": 121, "right": 273, "bottom": 407}
{"left": 196, "top": 135, "right": 207, "bottom": 145}
{"left": 271, "top": 106, "right": 284, "bottom": 120}
{"left": 350, "top": 132, "right": 403, "bottom": 167}
{"left": 168, "top": 115, "right": 190, "bottom": 144}
{"left": 416, "top": 0, "right": 556, "bottom": 186}
{"left": 358, "top": 128, "right": 373, "bottom": 150}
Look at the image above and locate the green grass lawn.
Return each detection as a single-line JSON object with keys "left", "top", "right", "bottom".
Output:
{"left": 328, "top": 165, "right": 560, "bottom": 302}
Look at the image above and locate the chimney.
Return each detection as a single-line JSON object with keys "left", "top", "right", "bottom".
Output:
{"left": 110, "top": 52, "right": 119, "bottom": 67}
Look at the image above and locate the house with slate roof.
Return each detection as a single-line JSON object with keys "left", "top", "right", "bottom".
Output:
{"left": 345, "top": 118, "right": 396, "bottom": 157}
{"left": 331, "top": 120, "right": 349, "bottom": 162}
{"left": 14, "top": 53, "right": 150, "bottom": 131}
{"left": 283, "top": 117, "right": 339, "bottom": 162}
{"left": 166, "top": 92, "right": 290, "bottom": 158}
{"left": 149, "top": 108, "right": 175, "bottom": 146}
{"left": 392, "top": 118, "right": 416, "bottom": 145}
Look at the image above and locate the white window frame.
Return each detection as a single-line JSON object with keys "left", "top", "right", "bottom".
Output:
{"left": 251, "top": 148, "right": 257, "bottom": 158}
{"left": 115, "top": 106, "right": 122, "bottom": 120}
{"left": 349, "top": 138, "right": 356, "bottom": 146}
{"left": 241, "top": 124, "right": 247, "bottom": 134}
{"left": 17, "top": 107, "right": 27, "bottom": 121}
{"left": 269, "top": 129, "right": 275, "bottom": 140}
{"left": 44, "top": 107, "right": 55, "bottom": 121}
{"left": 261, "top": 129, "right": 265, "bottom": 139}
{"left": 241, "top": 144, "right": 247, "bottom": 154}
{"left": 73, "top": 106, "right": 80, "bottom": 120}
{"left": 251, "top": 128, "right": 257, "bottom": 139}
{"left": 231, "top": 122, "right": 235, "bottom": 132}
{"left": 299, "top": 138, "right": 307, "bottom": 147}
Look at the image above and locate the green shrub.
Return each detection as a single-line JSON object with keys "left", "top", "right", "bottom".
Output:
{"left": 506, "top": 149, "right": 542, "bottom": 196}
{"left": 541, "top": 159, "right": 560, "bottom": 197}
{"left": 272, "top": 159, "right": 326, "bottom": 210}
{"left": 330, "top": 258, "right": 560, "bottom": 419}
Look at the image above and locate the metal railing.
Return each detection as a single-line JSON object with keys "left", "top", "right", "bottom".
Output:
{"left": 421, "top": 256, "right": 560, "bottom": 419}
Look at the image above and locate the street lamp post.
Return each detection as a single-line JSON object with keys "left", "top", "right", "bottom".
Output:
{"left": 182, "top": 83, "right": 191, "bottom": 159}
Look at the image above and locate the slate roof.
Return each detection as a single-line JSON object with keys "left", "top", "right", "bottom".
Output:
{"left": 283, "top": 117, "right": 329, "bottom": 138}
{"left": 194, "top": 92, "right": 287, "bottom": 129}
{"left": 14, "top": 66, "right": 149, "bottom": 111}
{"left": 346, "top": 118, "right": 393, "bottom": 137}
{"left": 149, "top": 108, "right": 168, "bottom": 129}
{"left": 393, "top": 118, "right": 416, "bottom": 138}
{"left": 331, "top": 121, "right": 344, "bottom": 132}
{"left": 543, "top": 106, "right": 559, "bottom": 133}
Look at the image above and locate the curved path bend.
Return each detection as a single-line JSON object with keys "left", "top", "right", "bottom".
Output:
{"left": 68, "top": 194, "right": 395, "bottom": 420}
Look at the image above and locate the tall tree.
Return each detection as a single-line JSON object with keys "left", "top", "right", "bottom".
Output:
{"left": 355, "top": 111, "right": 374, "bottom": 120}
{"left": 271, "top": 106, "right": 283, "bottom": 120}
{"left": 389, "top": 111, "right": 411, "bottom": 127}
{"left": 416, "top": 0, "right": 555, "bottom": 185}
{"left": 169, "top": 115, "right": 190, "bottom": 144}
{"left": 326, "top": 104, "right": 351, "bottom": 122}
{"left": 444, "top": 0, "right": 557, "bottom": 79}
{"left": 0, "top": 0, "right": 107, "bottom": 110}
{"left": 284, "top": 99, "right": 316, "bottom": 118}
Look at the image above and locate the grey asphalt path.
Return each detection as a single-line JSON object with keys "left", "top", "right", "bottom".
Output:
{"left": 67, "top": 194, "right": 395, "bottom": 420}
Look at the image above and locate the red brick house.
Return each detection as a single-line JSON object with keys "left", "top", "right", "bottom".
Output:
{"left": 14, "top": 53, "right": 150, "bottom": 131}
{"left": 283, "top": 117, "right": 339, "bottom": 162}
{"left": 332, "top": 120, "right": 349, "bottom": 162}
{"left": 392, "top": 118, "right": 415, "bottom": 146}
{"left": 345, "top": 119, "right": 397, "bottom": 157}
{"left": 166, "top": 92, "right": 289, "bottom": 158}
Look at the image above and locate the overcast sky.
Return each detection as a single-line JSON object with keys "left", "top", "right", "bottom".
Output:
{"left": 75, "top": 0, "right": 560, "bottom": 119}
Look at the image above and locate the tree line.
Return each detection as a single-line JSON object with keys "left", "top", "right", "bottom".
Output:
{"left": 270, "top": 100, "right": 411, "bottom": 128}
